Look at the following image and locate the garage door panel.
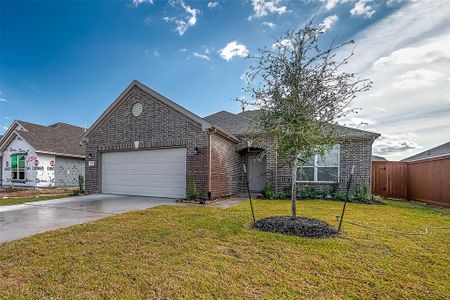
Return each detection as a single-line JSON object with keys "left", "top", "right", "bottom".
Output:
{"left": 102, "top": 148, "right": 187, "bottom": 198}
{"left": 101, "top": 164, "right": 186, "bottom": 175}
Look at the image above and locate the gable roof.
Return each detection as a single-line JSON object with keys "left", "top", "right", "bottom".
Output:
{"left": 0, "top": 120, "right": 85, "bottom": 158}
{"left": 204, "top": 111, "right": 252, "bottom": 136}
{"left": 205, "top": 110, "right": 380, "bottom": 139}
{"left": 401, "top": 141, "right": 450, "bottom": 162}
{"left": 372, "top": 155, "right": 387, "bottom": 161}
{"left": 82, "top": 80, "right": 238, "bottom": 143}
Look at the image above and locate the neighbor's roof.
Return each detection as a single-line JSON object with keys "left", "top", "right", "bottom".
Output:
{"left": 372, "top": 155, "right": 387, "bottom": 161}
{"left": 401, "top": 141, "right": 450, "bottom": 162}
{"left": 204, "top": 110, "right": 380, "bottom": 139}
{"left": 0, "top": 120, "right": 85, "bottom": 157}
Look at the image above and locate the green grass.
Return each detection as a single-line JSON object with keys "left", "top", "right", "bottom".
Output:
{"left": 0, "top": 199, "right": 449, "bottom": 299}
{"left": 0, "top": 195, "right": 71, "bottom": 206}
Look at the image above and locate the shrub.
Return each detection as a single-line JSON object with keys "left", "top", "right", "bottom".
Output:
{"left": 353, "top": 182, "right": 371, "bottom": 201}
{"left": 187, "top": 182, "right": 199, "bottom": 201}
{"left": 78, "top": 175, "right": 85, "bottom": 193}
{"left": 274, "top": 187, "right": 291, "bottom": 199}
{"left": 329, "top": 182, "right": 340, "bottom": 198}
{"left": 298, "top": 186, "right": 317, "bottom": 199}
{"left": 261, "top": 185, "right": 274, "bottom": 199}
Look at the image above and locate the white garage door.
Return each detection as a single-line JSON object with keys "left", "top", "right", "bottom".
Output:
{"left": 101, "top": 148, "right": 187, "bottom": 198}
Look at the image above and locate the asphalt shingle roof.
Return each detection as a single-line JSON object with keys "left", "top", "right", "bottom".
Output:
{"left": 401, "top": 141, "right": 450, "bottom": 162}
{"left": 16, "top": 121, "right": 85, "bottom": 157}
{"left": 204, "top": 110, "right": 380, "bottom": 139}
{"left": 372, "top": 155, "right": 387, "bottom": 161}
{"left": 204, "top": 111, "right": 252, "bottom": 136}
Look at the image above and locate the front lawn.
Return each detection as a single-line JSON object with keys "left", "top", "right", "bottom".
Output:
{"left": 0, "top": 200, "right": 448, "bottom": 299}
{"left": 0, "top": 194, "right": 71, "bottom": 206}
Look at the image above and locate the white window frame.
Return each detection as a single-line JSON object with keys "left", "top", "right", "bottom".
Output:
{"left": 11, "top": 153, "right": 27, "bottom": 182}
{"left": 297, "top": 145, "right": 340, "bottom": 183}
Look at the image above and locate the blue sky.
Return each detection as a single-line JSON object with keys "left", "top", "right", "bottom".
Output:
{"left": 1, "top": 0, "right": 449, "bottom": 160}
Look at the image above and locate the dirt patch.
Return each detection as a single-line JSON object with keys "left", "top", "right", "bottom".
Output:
{"left": 254, "top": 216, "right": 340, "bottom": 238}
{"left": 0, "top": 187, "right": 76, "bottom": 198}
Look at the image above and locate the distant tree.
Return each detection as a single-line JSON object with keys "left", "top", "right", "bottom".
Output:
{"left": 241, "top": 21, "right": 371, "bottom": 218}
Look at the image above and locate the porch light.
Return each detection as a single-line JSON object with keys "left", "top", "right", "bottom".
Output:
{"left": 194, "top": 147, "right": 200, "bottom": 155}
{"left": 88, "top": 153, "right": 93, "bottom": 160}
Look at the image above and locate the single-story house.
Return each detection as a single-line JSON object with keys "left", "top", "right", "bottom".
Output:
{"left": 83, "top": 80, "right": 380, "bottom": 200}
{"left": 401, "top": 141, "right": 450, "bottom": 162}
{"left": 0, "top": 121, "right": 85, "bottom": 188}
{"left": 372, "top": 155, "right": 387, "bottom": 162}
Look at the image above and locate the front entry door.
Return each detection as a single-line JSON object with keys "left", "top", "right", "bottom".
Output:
{"left": 248, "top": 154, "right": 267, "bottom": 192}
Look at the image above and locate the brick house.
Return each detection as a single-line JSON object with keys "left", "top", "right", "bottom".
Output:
{"left": 83, "top": 80, "right": 380, "bottom": 200}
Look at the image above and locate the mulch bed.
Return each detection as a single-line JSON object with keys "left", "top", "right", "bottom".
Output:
{"left": 254, "top": 216, "right": 340, "bottom": 238}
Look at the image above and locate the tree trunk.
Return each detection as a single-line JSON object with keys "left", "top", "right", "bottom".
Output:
{"left": 291, "top": 156, "right": 298, "bottom": 218}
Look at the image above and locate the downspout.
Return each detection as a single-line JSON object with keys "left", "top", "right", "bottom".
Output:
{"left": 207, "top": 128, "right": 217, "bottom": 200}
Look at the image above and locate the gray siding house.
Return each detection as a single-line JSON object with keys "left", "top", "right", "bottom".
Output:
{"left": 83, "top": 80, "right": 379, "bottom": 200}
{"left": 0, "top": 121, "right": 85, "bottom": 188}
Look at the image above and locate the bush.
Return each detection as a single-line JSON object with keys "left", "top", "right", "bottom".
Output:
{"left": 353, "top": 182, "right": 371, "bottom": 201}
{"left": 298, "top": 186, "right": 317, "bottom": 199}
{"left": 261, "top": 185, "right": 275, "bottom": 199}
{"left": 187, "top": 182, "right": 199, "bottom": 201}
{"left": 329, "top": 182, "right": 340, "bottom": 198}
{"left": 78, "top": 175, "right": 85, "bottom": 193}
{"left": 274, "top": 187, "right": 291, "bottom": 199}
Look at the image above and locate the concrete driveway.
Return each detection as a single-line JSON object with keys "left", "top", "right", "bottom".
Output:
{"left": 0, "top": 194, "right": 178, "bottom": 243}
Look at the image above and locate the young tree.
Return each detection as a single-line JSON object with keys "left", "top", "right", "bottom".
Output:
{"left": 241, "top": 22, "right": 371, "bottom": 218}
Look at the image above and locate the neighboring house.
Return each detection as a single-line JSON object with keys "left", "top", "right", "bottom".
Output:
{"left": 83, "top": 80, "right": 380, "bottom": 200}
{"left": 401, "top": 141, "right": 450, "bottom": 162}
{"left": 372, "top": 155, "right": 387, "bottom": 161}
{"left": 0, "top": 121, "right": 85, "bottom": 188}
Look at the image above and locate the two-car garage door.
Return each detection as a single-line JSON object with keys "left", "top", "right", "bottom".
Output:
{"left": 101, "top": 148, "right": 187, "bottom": 198}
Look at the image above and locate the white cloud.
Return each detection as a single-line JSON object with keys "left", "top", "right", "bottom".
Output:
{"left": 272, "top": 38, "right": 293, "bottom": 49}
{"left": 248, "top": 0, "right": 287, "bottom": 20}
{"left": 193, "top": 52, "right": 210, "bottom": 61}
{"left": 207, "top": 2, "right": 219, "bottom": 9}
{"left": 219, "top": 41, "right": 249, "bottom": 61}
{"left": 153, "top": 50, "right": 160, "bottom": 57}
{"left": 319, "top": 15, "right": 338, "bottom": 32}
{"left": 350, "top": 0, "right": 375, "bottom": 18}
{"left": 341, "top": 116, "right": 377, "bottom": 128}
{"left": 373, "top": 35, "right": 450, "bottom": 69}
{"left": 339, "top": 0, "right": 450, "bottom": 160}
{"left": 392, "top": 69, "right": 444, "bottom": 90}
{"left": 375, "top": 107, "right": 387, "bottom": 112}
{"left": 321, "top": 0, "right": 349, "bottom": 11}
{"left": 132, "top": 0, "right": 153, "bottom": 6}
{"left": 373, "top": 134, "right": 421, "bottom": 156}
{"left": 163, "top": 0, "right": 200, "bottom": 36}
{"left": 0, "top": 98, "right": 6, "bottom": 103}
{"left": 262, "top": 21, "right": 276, "bottom": 28}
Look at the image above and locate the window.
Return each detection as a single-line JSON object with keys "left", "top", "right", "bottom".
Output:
{"left": 298, "top": 145, "right": 340, "bottom": 183}
{"left": 11, "top": 154, "right": 26, "bottom": 181}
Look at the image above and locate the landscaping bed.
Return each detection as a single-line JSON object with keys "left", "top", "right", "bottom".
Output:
{"left": 254, "top": 216, "right": 340, "bottom": 238}
{"left": 0, "top": 188, "right": 75, "bottom": 206}
{"left": 0, "top": 199, "right": 448, "bottom": 298}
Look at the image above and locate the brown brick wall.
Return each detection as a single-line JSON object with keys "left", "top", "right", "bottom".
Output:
{"left": 85, "top": 86, "right": 209, "bottom": 198}
{"left": 209, "top": 132, "right": 242, "bottom": 198}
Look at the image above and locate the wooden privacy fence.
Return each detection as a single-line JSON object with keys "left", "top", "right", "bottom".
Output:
{"left": 372, "top": 156, "right": 450, "bottom": 208}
